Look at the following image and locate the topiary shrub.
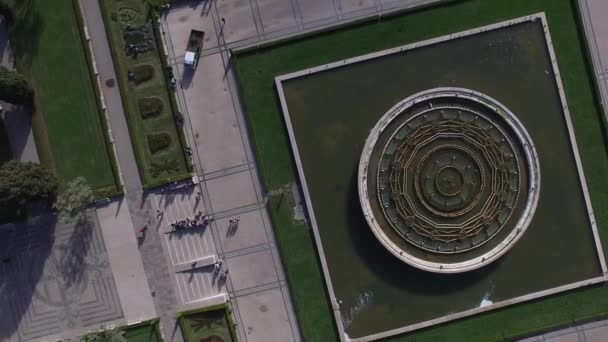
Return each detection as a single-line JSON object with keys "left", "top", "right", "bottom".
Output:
{"left": 0, "top": 160, "right": 58, "bottom": 208}
{"left": 147, "top": 132, "right": 171, "bottom": 154}
{"left": 123, "top": 24, "right": 155, "bottom": 56}
{"left": 0, "top": 66, "right": 32, "bottom": 104}
{"left": 132, "top": 64, "right": 154, "bottom": 85}
{"left": 138, "top": 97, "right": 163, "bottom": 119}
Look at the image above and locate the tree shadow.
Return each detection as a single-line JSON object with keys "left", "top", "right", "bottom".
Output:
{"left": 57, "top": 211, "right": 93, "bottom": 288}
{"left": 0, "top": 213, "right": 56, "bottom": 341}
{"left": 2, "top": 103, "right": 33, "bottom": 159}
{"left": 3, "top": 0, "right": 43, "bottom": 69}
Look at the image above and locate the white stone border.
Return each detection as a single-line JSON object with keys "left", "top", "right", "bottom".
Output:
{"left": 275, "top": 12, "right": 607, "bottom": 342}
{"left": 358, "top": 88, "right": 541, "bottom": 274}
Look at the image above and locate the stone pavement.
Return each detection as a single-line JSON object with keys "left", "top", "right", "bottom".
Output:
{"left": 578, "top": 0, "right": 608, "bottom": 130}
{"left": 518, "top": 320, "right": 608, "bottom": 342}
{"left": 0, "top": 212, "right": 124, "bottom": 342}
{"left": 162, "top": 1, "right": 304, "bottom": 341}
{"left": 149, "top": 187, "right": 226, "bottom": 311}
{"left": 96, "top": 200, "right": 156, "bottom": 325}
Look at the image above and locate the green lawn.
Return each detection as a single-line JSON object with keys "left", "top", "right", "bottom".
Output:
{"left": 178, "top": 305, "right": 237, "bottom": 342}
{"left": 267, "top": 194, "right": 338, "bottom": 342}
{"left": 124, "top": 321, "right": 161, "bottom": 342}
{"left": 235, "top": 0, "right": 608, "bottom": 341}
{"left": 3, "top": 0, "right": 120, "bottom": 196}
{"left": 99, "top": 0, "right": 191, "bottom": 188}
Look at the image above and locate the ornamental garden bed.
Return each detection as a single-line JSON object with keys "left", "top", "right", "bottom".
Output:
{"left": 99, "top": 0, "right": 191, "bottom": 187}
{"left": 178, "top": 304, "right": 237, "bottom": 342}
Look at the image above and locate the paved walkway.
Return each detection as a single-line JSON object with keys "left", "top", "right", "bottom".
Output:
{"left": 0, "top": 212, "right": 124, "bottom": 342}
{"left": 161, "top": 1, "right": 306, "bottom": 340}
{"left": 96, "top": 200, "right": 156, "bottom": 324}
{"left": 518, "top": 320, "right": 608, "bottom": 342}
{"left": 578, "top": 0, "right": 608, "bottom": 130}
{"left": 79, "top": 0, "right": 184, "bottom": 340}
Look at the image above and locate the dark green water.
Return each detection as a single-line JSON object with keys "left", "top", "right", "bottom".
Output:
{"left": 281, "top": 21, "right": 603, "bottom": 338}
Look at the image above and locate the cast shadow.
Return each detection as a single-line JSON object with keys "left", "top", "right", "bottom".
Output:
{"left": 2, "top": 104, "right": 33, "bottom": 158}
{"left": 57, "top": 211, "right": 94, "bottom": 288}
{"left": 180, "top": 65, "right": 194, "bottom": 89}
{"left": 166, "top": 224, "right": 206, "bottom": 241}
{"left": 2, "top": 0, "right": 43, "bottom": 66}
{"left": 0, "top": 213, "right": 56, "bottom": 341}
{"left": 345, "top": 168, "right": 500, "bottom": 296}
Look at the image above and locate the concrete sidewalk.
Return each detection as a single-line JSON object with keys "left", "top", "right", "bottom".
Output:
{"left": 96, "top": 200, "right": 157, "bottom": 324}
{"left": 578, "top": 0, "right": 608, "bottom": 130}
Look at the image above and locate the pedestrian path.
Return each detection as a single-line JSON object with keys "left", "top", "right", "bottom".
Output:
{"left": 96, "top": 200, "right": 156, "bottom": 325}
{"left": 150, "top": 188, "right": 226, "bottom": 309}
{"left": 578, "top": 0, "right": 608, "bottom": 128}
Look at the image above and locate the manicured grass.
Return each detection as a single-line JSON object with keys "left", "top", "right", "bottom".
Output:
{"left": 178, "top": 304, "right": 237, "bottom": 342}
{"left": 99, "top": 0, "right": 191, "bottom": 188}
{"left": 267, "top": 193, "right": 338, "bottom": 342}
{"left": 235, "top": 0, "right": 608, "bottom": 341}
{"left": 124, "top": 321, "right": 161, "bottom": 342}
{"left": 3, "top": 0, "right": 120, "bottom": 196}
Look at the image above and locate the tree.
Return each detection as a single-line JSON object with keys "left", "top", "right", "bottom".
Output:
{"left": 81, "top": 326, "right": 127, "bottom": 342}
{"left": 0, "top": 160, "right": 57, "bottom": 208}
{"left": 0, "top": 66, "right": 32, "bottom": 104}
{"left": 54, "top": 177, "right": 94, "bottom": 223}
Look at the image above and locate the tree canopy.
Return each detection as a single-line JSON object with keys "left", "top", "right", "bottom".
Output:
{"left": 81, "top": 326, "right": 126, "bottom": 342}
{"left": 54, "top": 176, "right": 94, "bottom": 223}
{"left": 0, "top": 160, "right": 57, "bottom": 208}
{"left": 0, "top": 66, "right": 32, "bottom": 104}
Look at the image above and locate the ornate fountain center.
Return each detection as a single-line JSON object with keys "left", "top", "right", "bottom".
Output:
{"left": 359, "top": 88, "right": 540, "bottom": 273}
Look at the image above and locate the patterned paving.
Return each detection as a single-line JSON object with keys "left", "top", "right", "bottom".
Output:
{"left": 152, "top": 189, "right": 224, "bottom": 308}
{"left": 0, "top": 213, "right": 123, "bottom": 342}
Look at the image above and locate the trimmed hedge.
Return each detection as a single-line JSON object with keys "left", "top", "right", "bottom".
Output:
{"left": 138, "top": 96, "right": 163, "bottom": 119}
{"left": 0, "top": 65, "right": 32, "bottom": 104}
{"left": 147, "top": 132, "right": 171, "bottom": 154}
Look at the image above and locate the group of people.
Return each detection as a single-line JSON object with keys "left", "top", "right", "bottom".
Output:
{"left": 170, "top": 211, "right": 214, "bottom": 231}
{"left": 213, "top": 259, "right": 229, "bottom": 280}
{"left": 159, "top": 179, "right": 195, "bottom": 193}
{"left": 226, "top": 217, "right": 240, "bottom": 236}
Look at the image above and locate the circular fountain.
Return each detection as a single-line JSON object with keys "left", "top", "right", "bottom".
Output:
{"left": 358, "top": 88, "right": 540, "bottom": 273}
